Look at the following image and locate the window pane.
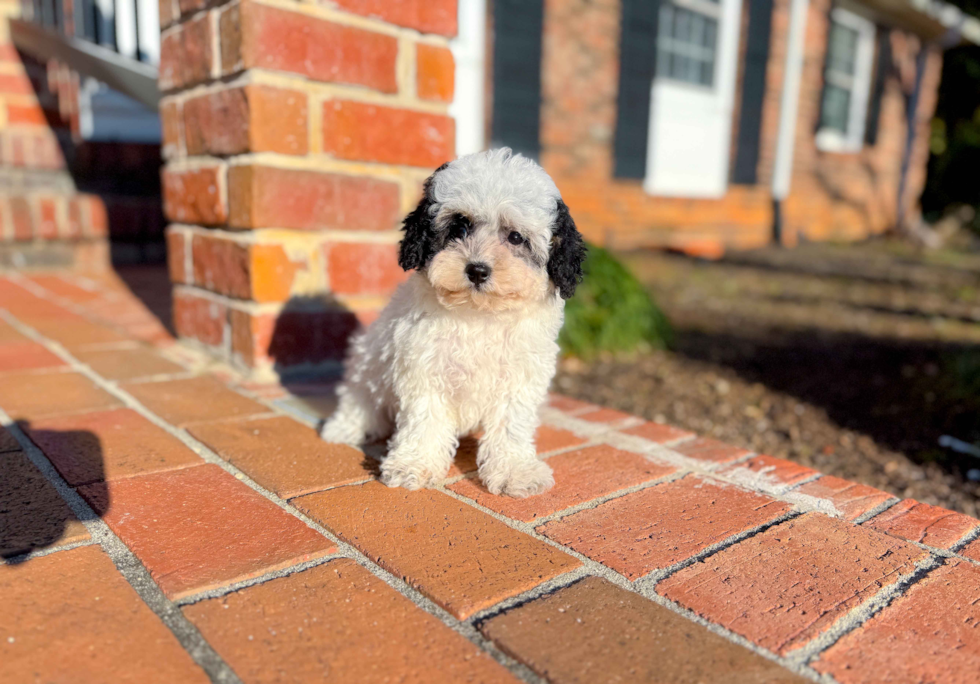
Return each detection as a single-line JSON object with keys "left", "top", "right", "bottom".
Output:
{"left": 827, "top": 22, "right": 858, "bottom": 76}
{"left": 656, "top": 2, "right": 718, "bottom": 87}
{"left": 820, "top": 84, "right": 851, "bottom": 133}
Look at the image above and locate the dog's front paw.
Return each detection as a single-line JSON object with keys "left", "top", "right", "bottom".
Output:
{"left": 483, "top": 459, "right": 554, "bottom": 498}
{"left": 380, "top": 457, "right": 447, "bottom": 491}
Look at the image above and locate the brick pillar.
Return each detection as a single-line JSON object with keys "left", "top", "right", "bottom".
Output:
{"left": 161, "top": 0, "right": 457, "bottom": 380}
{"left": 0, "top": 0, "right": 108, "bottom": 269}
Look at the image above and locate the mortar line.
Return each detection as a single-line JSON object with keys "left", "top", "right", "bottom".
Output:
{"left": 0, "top": 411, "right": 244, "bottom": 684}
{"left": 949, "top": 519, "right": 980, "bottom": 554}
{"left": 2, "top": 538, "right": 98, "bottom": 565}
{"left": 851, "top": 496, "right": 903, "bottom": 525}
{"left": 1, "top": 312, "right": 545, "bottom": 684}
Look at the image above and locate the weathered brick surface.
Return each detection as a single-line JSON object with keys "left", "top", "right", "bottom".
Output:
{"left": 159, "top": 13, "right": 213, "bottom": 90}
{"left": 482, "top": 576, "right": 807, "bottom": 684}
{"left": 122, "top": 376, "right": 269, "bottom": 427}
{"left": 548, "top": 394, "right": 597, "bottom": 414}
{"left": 416, "top": 44, "right": 455, "bottom": 102}
{"left": 229, "top": 1, "right": 398, "bottom": 90}
{"left": 0, "top": 371, "right": 121, "bottom": 420}
{"left": 960, "top": 537, "right": 980, "bottom": 562}
{"left": 0, "top": 319, "right": 28, "bottom": 345}
{"left": 658, "top": 513, "right": 929, "bottom": 654}
{"left": 163, "top": 167, "right": 227, "bottom": 226}
{"left": 293, "top": 481, "right": 581, "bottom": 619}
{"left": 865, "top": 499, "right": 979, "bottom": 549}
{"left": 188, "top": 416, "right": 370, "bottom": 499}
{"left": 718, "top": 454, "right": 819, "bottom": 488}
{"left": 622, "top": 420, "right": 695, "bottom": 444}
{"left": 27, "top": 317, "right": 126, "bottom": 350}
{"left": 814, "top": 559, "right": 980, "bottom": 684}
{"left": 539, "top": 475, "right": 790, "bottom": 579}
{"left": 795, "top": 475, "right": 894, "bottom": 522}
{"left": 173, "top": 290, "right": 227, "bottom": 348}
{"left": 0, "top": 341, "right": 66, "bottom": 372}
{"left": 671, "top": 437, "right": 750, "bottom": 465}
{"left": 0, "top": 546, "right": 210, "bottom": 683}
{"left": 185, "top": 558, "right": 517, "bottom": 684}
{"left": 1, "top": 450, "right": 90, "bottom": 558}
{"left": 0, "top": 425, "right": 19, "bottom": 453}
{"left": 227, "top": 164, "right": 401, "bottom": 232}
{"left": 192, "top": 233, "right": 302, "bottom": 302}
{"left": 73, "top": 347, "right": 185, "bottom": 381}
{"left": 166, "top": 229, "right": 189, "bottom": 283}
{"left": 325, "top": 242, "right": 408, "bottom": 296}
{"left": 331, "top": 0, "right": 457, "bottom": 35}
{"left": 183, "top": 85, "right": 308, "bottom": 156}
{"left": 574, "top": 407, "right": 634, "bottom": 425}
{"left": 535, "top": 425, "right": 587, "bottom": 454}
{"left": 449, "top": 445, "right": 675, "bottom": 523}
{"left": 78, "top": 464, "right": 335, "bottom": 599}
{"left": 26, "top": 408, "right": 201, "bottom": 486}
{"left": 229, "top": 307, "right": 359, "bottom": 369}
{"left": 323, "top": 100, "right": 454, "bottom": 167}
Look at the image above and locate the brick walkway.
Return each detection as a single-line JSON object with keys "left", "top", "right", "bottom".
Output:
{"left": 2, "top": 271, "right": 979, "bottom": 684}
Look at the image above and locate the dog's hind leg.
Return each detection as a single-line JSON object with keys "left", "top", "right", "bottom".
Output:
{"left": 319, "top": 385, "right": 387, "bottom": 446}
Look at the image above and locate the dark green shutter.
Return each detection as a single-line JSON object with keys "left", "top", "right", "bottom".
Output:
{"left": 613, "top": 0, "right": 660, "bottom": 179}
{"left": 491, "top": 0, "right": 545, "bottom": 159}
{"left": 865, "top": 28, "right": 890, "bottom": 146}
{"left": 732, "top": 0, "right": 773, "bottom": 185}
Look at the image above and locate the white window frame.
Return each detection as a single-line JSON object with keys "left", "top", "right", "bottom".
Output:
{"left": 656, "top": 0, "right": 723, "bottom": 90}
{"left": 815, "top": 7, "right": 876, "bottom": 153}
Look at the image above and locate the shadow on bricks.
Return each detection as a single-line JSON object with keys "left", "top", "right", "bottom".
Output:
{"left": 1, "top": 423, "right": 108, "bottom": 563}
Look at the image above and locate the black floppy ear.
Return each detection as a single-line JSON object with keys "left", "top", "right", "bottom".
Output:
{"left": 547, "top": 199, "right": 587, "bottom": 299}
{"left": 398, "top": 162, "right": 449, "bottom": 271}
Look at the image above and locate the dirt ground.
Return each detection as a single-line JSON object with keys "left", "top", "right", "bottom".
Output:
{"left": 554, "top": 239, "right": 980, "bottom": 516}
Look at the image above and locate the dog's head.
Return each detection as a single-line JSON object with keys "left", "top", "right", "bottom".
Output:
{"left": 398, "top": 148, "right": 586, "bottom": 312}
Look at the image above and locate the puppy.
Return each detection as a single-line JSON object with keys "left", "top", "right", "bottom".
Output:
{"left": 320, "top": 149, "right": 586, "bottom": 497}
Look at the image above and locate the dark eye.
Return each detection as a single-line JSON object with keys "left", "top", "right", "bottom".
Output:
{"left": 507, "top": 231, "right": 525, "bottom": 245}
{"left": 448, "top": 214, "right": 470, "bottom": 241}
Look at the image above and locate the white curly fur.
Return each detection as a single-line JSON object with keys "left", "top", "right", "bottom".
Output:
{"left": 320, "top": 149, "right": 568, "bottom": 497}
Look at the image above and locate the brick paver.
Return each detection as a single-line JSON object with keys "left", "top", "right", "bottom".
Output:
{"left": 185, "top": 558, "right": 519, "bottom": 684}
{"left": 671, "top": 436, "right": 750, "bottom": 464}
{"left": 0, "top": 546, "right": 209, "bottom": 683}
{"left": 25, "top": 408, "right": 202, "bottom": 486}
{"left": 538, "top": 475, "right": 791, "bottom": 579}
{"left": 658, "top": 512, "right": 929, "bottom": 655}
{"left": 547, "top": 394, "right": 595, "bottom": 413}
{"left": 293, "top": 481, "right": 581, "bottom": 619}
{"left": 73, "top": 347, "right": 185, "bottom": 381}
{"left": 622, "top": 420, "right": 695, "bottom": 444}
{"left": 1, "top": 450, "right": 90, "bottom": 558}
{"left": 814, "top": 559, "right": 980, "bottom": 684}
{"left": 188, "top": 415, "right": 371, "bottom": 498}
{"left": 78, "top": 464, "right": 335, "bottom": 599}
{"left": 122, "top": 375, "right": 269, "bottom": 427}
{"left": 449, "top": 445, "right": 676, "bottom": 523}
{"left": 718, "top": 454, "right": 819, "bottom": 488}
{"left": 535, "top": 425, "right": 587, "bottom": 454}
{"left": 0, "top": 424, "right": 19, "bottom": 452}
{"left": 575, "top": 406, "right": 633, "bottom": 425}
{"left": 794, "top": 475, "right": 893, "bottom": 521}
{"left": 28, "top": 315, "right": 129, "bottom": 348}
{"left": 959, "top": 537, "right": 980, "bottom": 562}
{"left": 0, "top": 341, "right": 66, "bottom": 373}
{"left": 865, "top": 498, "right": 979, "bottom": 549}
{"left": 0, "top": 371, "right": 121, "bottom": 420}
{"left": 481, "top": 576, "right": 807, "bottom": 684}
{"left": 0, "top": 319, "right": 28, "bottom": 344}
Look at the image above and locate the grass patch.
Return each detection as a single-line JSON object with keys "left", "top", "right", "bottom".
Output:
{"left": 559, "top": 245, "right": 672, "bottom": 358}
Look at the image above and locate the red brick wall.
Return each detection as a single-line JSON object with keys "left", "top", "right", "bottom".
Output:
{"left": 161, "top": 0, "right": 456, "bottom": 378}
{"left": 0, "top": 0, "right": 109, "bottom": 269}
{"left": 538, "top": 0, "right": 942, "bottom": 255}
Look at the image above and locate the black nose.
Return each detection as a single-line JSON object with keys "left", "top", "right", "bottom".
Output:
{"left": 465, "top": 262, "right": 491, "bottom": 285}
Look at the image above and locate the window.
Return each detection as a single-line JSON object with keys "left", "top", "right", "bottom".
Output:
{"left": 816, "top": 8, "right": 876, "bottom": 152}
{"left": 656, "top": 0, "right": 721, "bottom": 87}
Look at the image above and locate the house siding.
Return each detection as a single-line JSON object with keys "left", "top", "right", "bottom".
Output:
{"left": 537, "top": 0, "right": 942, "bottom": 255}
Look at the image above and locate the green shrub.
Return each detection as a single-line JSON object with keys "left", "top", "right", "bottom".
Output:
{"left": 559, "top": 245, "right": 672, "bottom": 358}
